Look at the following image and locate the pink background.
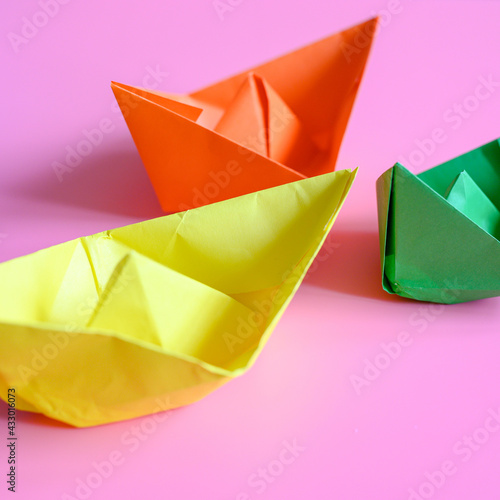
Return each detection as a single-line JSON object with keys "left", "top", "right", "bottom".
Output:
{"left": 1, "top": 1, "right": 500, "bottom": 499}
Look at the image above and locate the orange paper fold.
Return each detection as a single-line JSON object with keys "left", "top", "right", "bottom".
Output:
{"left": 112, "top": 18, "right": 377, "bottom": 212}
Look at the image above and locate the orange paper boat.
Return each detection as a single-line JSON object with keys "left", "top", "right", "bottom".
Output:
{"left": 112, "top": 18, "right": 377, "bottom": 212}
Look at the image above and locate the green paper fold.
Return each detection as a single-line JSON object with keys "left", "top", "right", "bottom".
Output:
{"left": 377, "top": 138, "right": 500, "bottom": 303}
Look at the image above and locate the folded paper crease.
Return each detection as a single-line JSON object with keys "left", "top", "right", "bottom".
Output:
{"left": 0, "top": 169, "right": 356, "bottom": 426}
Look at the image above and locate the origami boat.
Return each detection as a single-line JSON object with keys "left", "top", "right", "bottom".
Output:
{"left": 377, "top": 138, "right": 500, "bottom": 304}
{"left": 111, "top": 18, "right": 377, "bottom": 212}
{"left": 0, "top": 170, "right": 355, "bottom": 427}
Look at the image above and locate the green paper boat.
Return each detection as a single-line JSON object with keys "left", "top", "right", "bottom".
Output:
{"left": 377, "top": 138, "right": 500, "bottom": 304}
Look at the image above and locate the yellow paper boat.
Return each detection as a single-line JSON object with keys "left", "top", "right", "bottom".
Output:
{"left": 0, "top": 170, "right": 355, "bottom": 427}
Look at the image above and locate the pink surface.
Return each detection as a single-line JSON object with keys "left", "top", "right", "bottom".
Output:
{"left": 1, "top": 1, "right": 500, "bottom": 499}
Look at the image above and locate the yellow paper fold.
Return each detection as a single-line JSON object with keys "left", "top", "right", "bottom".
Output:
{"left": 0, "top": 170, "right": 356, "bottom": 426}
